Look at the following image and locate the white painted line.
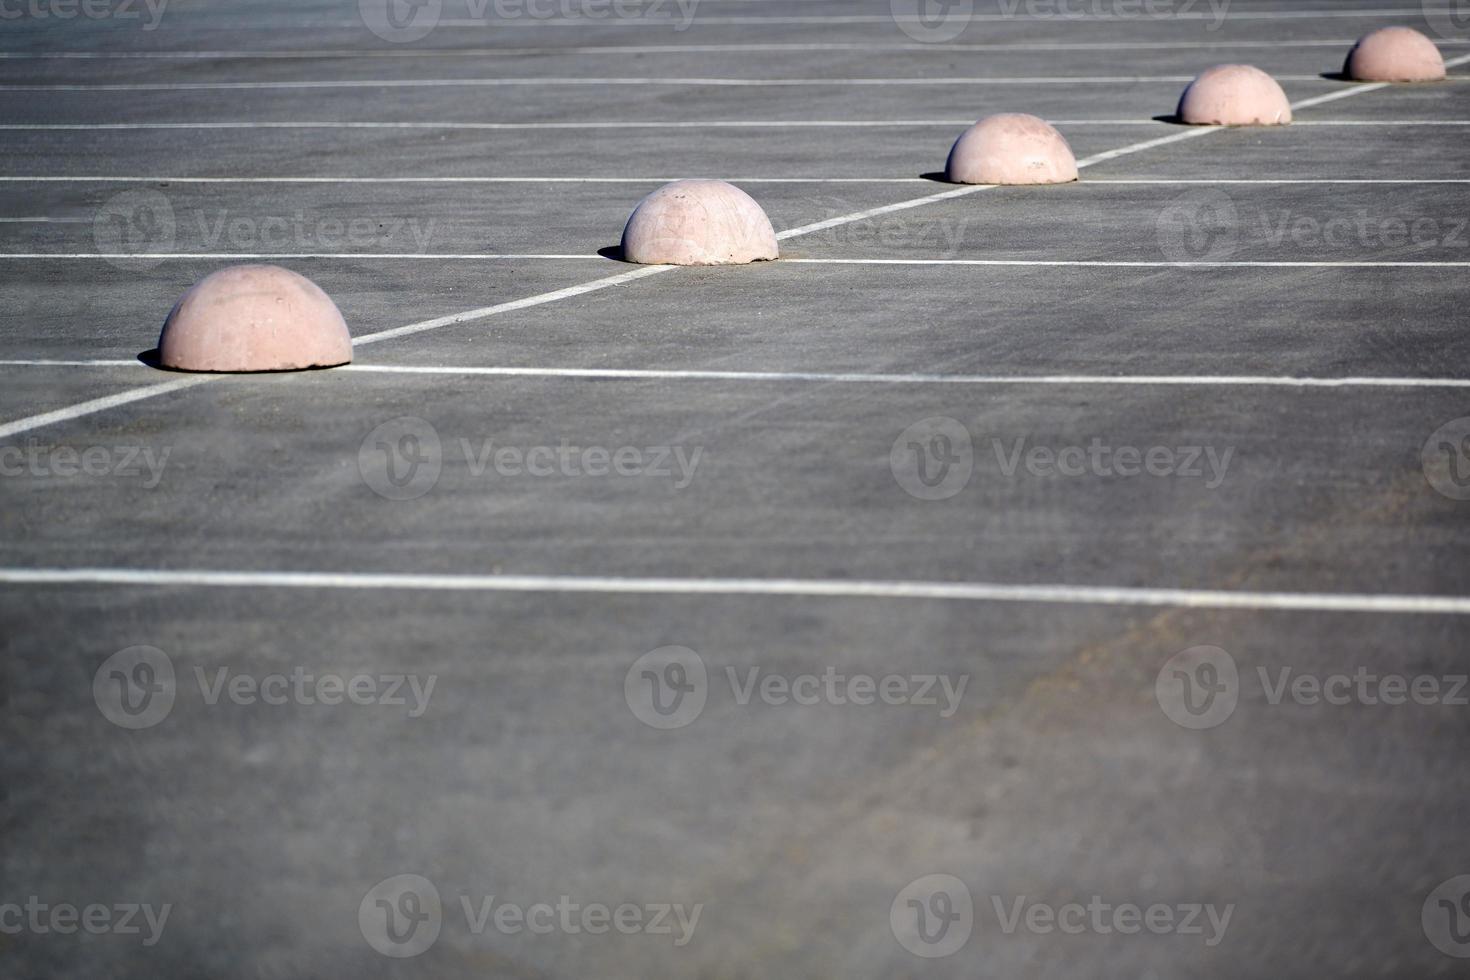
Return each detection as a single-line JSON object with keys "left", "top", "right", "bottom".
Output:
{"left": 786, "top": 184, "right": 988, "bottom": 238}
{"left": 785, "top": 259, "right": 1470, "bottom": 268}
{"left": 5, "top": 40, "right": 1467, "bottom": 57}
{"left": 3, "top": 566, "right": 1468, "bottom": 614}
{"left": 0, "top": 377, "right": 212, "bottom": 440}
{"left": 0, "top": 120, "right": 977, "bottom": 130}
{"left": 9, "top": 255, "right": 1464, "bottom": 267}
{"left": 334, "top": 368, "right": 1470, "bottom": 388}
{"left": 2, "top": 175, "right": 1467, "bottom": 185}
{"left": 1074, "top": 126, "right": 1222, "bottom": 167}
{"left": 351, "top": 264, "right": 674, "bottom": 346}
{"left": 1087, "top": 178, "right": 1470, "bottom": 184}
{"left": 0, "top": 74, "right": 1342, "bottom": 91}
{"left": 0, "top": 253, "right": 599, "bottom": 260}
{"left": 0, "top": 176, "right": 934, "bottom": 184}
{"left": 8, "top": 119, "right": 1469, "bottom": 132}
{"left": 6, "top": 360, "right": 1468, "bottom": 390}
{"left": 286, "top": 8, "right": 1470, "bottom": 26}
{"left": 1289, "top": 82, "right": 1392, "bottom": 110}
{"left": 1291, "top": 120, "right": 1470, "bottom": 126}
{"left": 0, "top": 359, "right": 141, "bottom": 367}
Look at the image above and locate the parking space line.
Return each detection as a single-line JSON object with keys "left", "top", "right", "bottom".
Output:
{"left": 0, "top": 377, "right": 212, "bottom": 440}
{"left": 7, "top": 360, "right": 1470, "bottom": 389}
{"left": 0, "top": 74, "right": 1359, "bottom": 91}
{"left": 4, "top": 39, "right": 1468, "bottom": 58}
{"left": 2, "top": 176, "right": 1467, "bottom": 185}
{"left": 784, "top": 259, "right": 1470, "bottom": 267}
{"left": 3, "top": 566, "right": 1469, "bottom": 614}
{"left": 7, "top": 359, "right": 1469, "bottom": 388}
{"left": 5, "top": 119, "right": 1468, "bottom": 131}
{"left": 5, "top": 256, "right": 1462, "bottom": 266}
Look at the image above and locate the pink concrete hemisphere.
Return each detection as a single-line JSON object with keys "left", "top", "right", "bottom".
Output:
{"left": 945, "top": 113, "right": 1079, "bottom": 185}
{"left": 1176, "top": 64, "right": 1292, "bottom": 126}
{"left": 621, "top": 179, "right": 779, "bottom": 266}
{"left": 1344, "top": 27, "right": 1445, "bottom": 82}
{"left": 158, "top": 264, "right": 353, "bottom": 372}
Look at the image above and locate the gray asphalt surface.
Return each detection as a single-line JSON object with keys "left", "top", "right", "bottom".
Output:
{"left": 3, "top": 1, "right": 1470, "bottom": 977}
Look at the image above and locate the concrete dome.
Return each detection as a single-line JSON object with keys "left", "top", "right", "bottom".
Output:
{"left": 620, "top": 179, "right": 779, "bottom": 266}
{"left": 945, "top": 113, "right": 1078, "bottom": 185}
{"left": 1344, "top": 27, "right": 1445, "bottom": 82}
{"left": 1176, "top": 65, "right": 1292, "bottom": 126}
{"left": 158, "top": 265, "right": 352, "bottom": 372}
